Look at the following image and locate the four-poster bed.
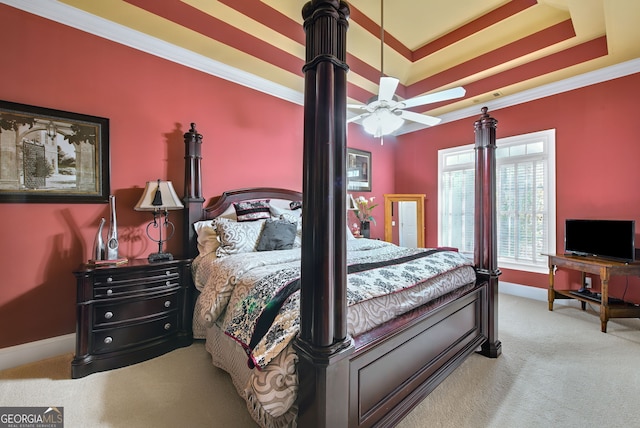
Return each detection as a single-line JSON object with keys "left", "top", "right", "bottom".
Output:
{"left": 180, "top": 1, "right": 501, "bottom": 427}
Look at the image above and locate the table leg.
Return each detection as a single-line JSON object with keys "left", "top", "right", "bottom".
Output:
{"left": 548, "top": 264, "right": 555, "bottom": 311}
{"left": 600, "top": 267, "right": 609, "bottom": 333}
{"left": 580, "top": 272, "right": 587, "bottom": 310}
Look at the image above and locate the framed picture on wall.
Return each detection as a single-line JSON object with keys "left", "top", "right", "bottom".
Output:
{"left": 0, "top": 100, "right": 110, "bottom": 203}
{"left": 347, "top": 147, "right": 371, "bottom": 192}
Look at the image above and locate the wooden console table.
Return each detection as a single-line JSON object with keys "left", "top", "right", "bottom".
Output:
{"left": 548, "top": 254, "right": 640, "bottom": 332}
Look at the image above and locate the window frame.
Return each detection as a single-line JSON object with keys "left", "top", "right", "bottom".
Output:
{"left": 438, "top": 129, "right": 556, "bottom": 274}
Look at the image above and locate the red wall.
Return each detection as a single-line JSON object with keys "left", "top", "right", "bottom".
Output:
{"left": 396, "top": 72, "right": 640, "bottom": 302}
{"left": 5, "top": 3, "right": 637, "bottom": 349}
{"left": 0, "top": 5, "right": 394, "bottom": 348}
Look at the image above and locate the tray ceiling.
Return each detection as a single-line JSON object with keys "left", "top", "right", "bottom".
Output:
{"left": 6, "top": 0, "right": 640, "bottom": 132}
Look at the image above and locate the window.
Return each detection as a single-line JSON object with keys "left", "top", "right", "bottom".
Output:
{"left": 438, "top": 129, "right": 556, "bottom": 273}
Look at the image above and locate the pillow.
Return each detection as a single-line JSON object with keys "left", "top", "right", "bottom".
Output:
{"left": 289, "top": 201, "right": 302, "bottom": 211}
{"left": 256, "top": 218, "right": 297, "bottom": 251}
{"left": 269, "top": 204, "right": 302, "bottom": 220}
{"left": 234, "top": 199, "right": 271, "bottom": 222}
{"left": 193, "top": 220, "right": 217, "bottom": 256}
{"left": 278, "top": 212, "right": 299, "bottom": 224}
{"left": 215, "top": 219, "right": 266, "bottom": 257}
{"left": 276, "top": 213, "right": 302, "bottom": 247}
{"left": 193, "top": 218, "right": 232, "bottom": 256}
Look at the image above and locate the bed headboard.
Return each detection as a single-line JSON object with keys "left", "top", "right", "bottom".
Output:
{"left": 202, "top": 187, "right": 303, "bottom": 219}
{"left": 184, "top": 168, "right": 302, "bottom": 258}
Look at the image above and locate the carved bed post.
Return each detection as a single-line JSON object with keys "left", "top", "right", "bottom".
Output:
{"left": 294, "top": 1, "right": 353, "bottom": 427}
{"left": 474, "top": 107, "right": 502, "bottom": 358}
{"left": 182, "top": 123, "right": 205, "bottom": 259}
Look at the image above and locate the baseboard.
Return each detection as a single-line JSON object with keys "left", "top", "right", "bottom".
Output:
{"left": 0, "top": 333, "right": 75, "bottom": 371}
{"left": 500, "top": 281, "right": 580, "bottom": 307}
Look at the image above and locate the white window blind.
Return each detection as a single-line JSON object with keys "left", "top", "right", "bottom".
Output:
{"left": 438, "top": 129, "right": 556, "bottom": 273}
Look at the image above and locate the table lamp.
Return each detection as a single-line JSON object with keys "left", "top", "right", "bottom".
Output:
{"left": 134, "top": 179, "right": 183, "bottom": 262}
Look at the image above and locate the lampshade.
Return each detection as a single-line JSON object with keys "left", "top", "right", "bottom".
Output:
{"left": 134, "top": 180, "right": 184, "bottom": 212}
{"left": 362, "top": 109, "right": 404, "bottom": 137}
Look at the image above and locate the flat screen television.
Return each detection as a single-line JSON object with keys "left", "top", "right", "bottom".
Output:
{"left": 564, "top": 219, "right": 636, "bottom": 262}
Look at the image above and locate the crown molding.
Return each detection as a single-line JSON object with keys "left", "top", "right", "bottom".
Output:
{"left": 4, "top": 0, "right": 638, "bottom": 127}
{"left": 431, "top": 57, "right": 640, "bottom": 128}
{"left": 1, "top": 0, "right": 304, "bottom": 105}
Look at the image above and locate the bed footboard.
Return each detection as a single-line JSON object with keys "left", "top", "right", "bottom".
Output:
{"left": 349, "top": 282, "right": 487, "bottom": 427}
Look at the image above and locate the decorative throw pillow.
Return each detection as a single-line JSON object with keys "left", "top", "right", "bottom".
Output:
{"left": 215, "top": 219, "right": 266, "bottom": 257}
{"left": 193, "top": 220, "right": 219, "bottom": 256}
{"left": 256, "top": 218, "right": 297, "bottom": 251}
{"left": 276, "top": 213, "right": 302, "bottom": 248}
{"left": 234, "top": 199, "right": 271, "bottom": 222}
{"left": 289, "top": 200, "right": 302, "bottom": 211}
{"left": 193, "top": 217, "right": 232, "bottom": 256}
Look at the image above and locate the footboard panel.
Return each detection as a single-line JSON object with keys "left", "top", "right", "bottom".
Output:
{"left": 349, "top": 283, "right": 487, "bottom": 427}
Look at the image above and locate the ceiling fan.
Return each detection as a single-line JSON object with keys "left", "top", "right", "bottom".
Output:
{"left": 347, "top": 0, "right": 466, "bottom": 138}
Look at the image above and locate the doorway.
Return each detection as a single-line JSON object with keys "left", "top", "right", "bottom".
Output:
{"left": 383, "top": 194, "right": 425, "bottom": 248}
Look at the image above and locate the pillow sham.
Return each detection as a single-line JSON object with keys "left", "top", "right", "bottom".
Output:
{"left": 193, "top": 218, "right": 233, "bottom": 256}
{"left": 269, "top": 204, "right": 301, "bottom": 219}
{"left": 215, "top": 219, "right": 266, "bottom": 257}
{"left": 234, "top": 199, "right": 271, "bottom": 222}
{"left": 193, "top": 220, "right": 218, "bottom": 256}
{"left": 256, "top": 218, "right": 297, "bottom": 251}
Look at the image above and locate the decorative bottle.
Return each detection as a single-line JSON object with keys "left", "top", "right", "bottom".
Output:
{"left": 92, "top": 217, "right": 106, "bottom": 261}
{"left": 106, "top": 195, "right": 119, "bottom": 260}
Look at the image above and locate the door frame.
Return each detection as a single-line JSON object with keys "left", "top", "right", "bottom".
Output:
{"left": 383, "top": 194, "right": 425, "bottom": 247}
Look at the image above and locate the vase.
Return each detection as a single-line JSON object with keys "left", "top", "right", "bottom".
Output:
{"left": 360, "top": 220, "right": 370, "bottom": 238}
{"left": 106, "top": 195, "right": 119, "bottom": 260}
{"left": 92, "top": 217, "right": 106, "bottom": 261}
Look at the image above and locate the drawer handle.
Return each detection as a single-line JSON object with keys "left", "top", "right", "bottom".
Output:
{"left": 107, "top": 277, "right": 113, "bottom": 282}
{"left": 165, "top": 271, "right": 171, "bottom": 276}
{"left": 164, "top": 300, "right": 171, "bottom": 308}
{"left": 164, "top": 323, "right": 171, "bottom": 330}
{"left": 165, "top": 280, "right": 171, "bottom": 286}
{"left": 106, "top": 289, "right": 113, "bottom": 295}
{"left": 104, "top": 311, "right": 113, "bottom": 319}
{"left": 104, "top": 336, "right": 113, "bottom": 344}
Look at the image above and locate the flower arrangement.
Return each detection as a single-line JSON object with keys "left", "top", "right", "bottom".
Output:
{"left": 352, "top": 195, "right": 377, "bottom": 225}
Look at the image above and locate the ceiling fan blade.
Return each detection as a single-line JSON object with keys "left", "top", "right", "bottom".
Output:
{"left": 399, "top": 110, "right": 442, "bottom": 127}
{"left": 399, "top": 86, "right": 466, "bottom": 109}
{"left": 347, "top": 103, "right": 367, "bottom": 110}
{"left": 378, "top": 76, "right": 399, "bottom": 102}
{"left": 347, "top": 113, "right": 370, "bottom": 123}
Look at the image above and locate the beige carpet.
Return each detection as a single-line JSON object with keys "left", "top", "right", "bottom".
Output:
{"left": 1, "top": 293, "right": 639, "bottom": 427}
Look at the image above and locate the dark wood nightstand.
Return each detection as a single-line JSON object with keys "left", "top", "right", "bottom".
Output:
{"left": 71, "top": 258, "right": 193, "bottom": 378}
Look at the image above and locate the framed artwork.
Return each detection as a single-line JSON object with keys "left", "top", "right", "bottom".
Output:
{"left": 347, "top": 147, "right": 371, "bottom": 192}
{"left": 0, "top": 100, "right": 110, "bottom": 203}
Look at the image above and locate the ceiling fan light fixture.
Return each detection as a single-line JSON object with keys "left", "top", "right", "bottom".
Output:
{"left": 346, "top": 0, "right": 464, "bottom": 138}
{"left": 362, "top": 109, "right": 404, "bottom": 137}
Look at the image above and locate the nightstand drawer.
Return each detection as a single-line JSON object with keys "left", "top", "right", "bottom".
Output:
{"left": 93, "top": 291, "right": 179, "bottom": 327}
{"left": 93, "top": 268, "right": 180, "bottom": 298}
{"left": 92, "top": 313, "right": 178, "bottom": 354}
